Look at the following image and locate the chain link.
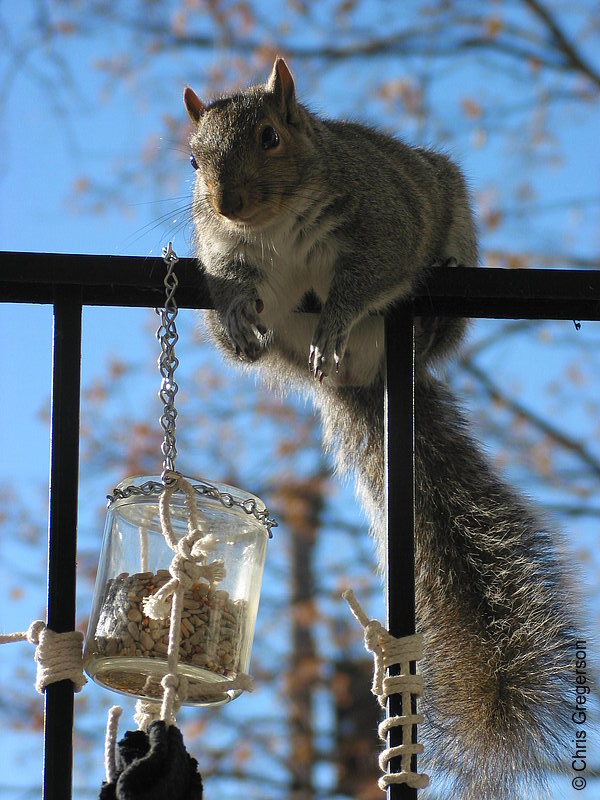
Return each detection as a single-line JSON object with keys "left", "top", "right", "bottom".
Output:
{"left": 156, "top": 242, "right": 180, "bottom": 480}
{"left": 107, "top": 479, "right": 277, "bottom": 536}
{"left": 135, "top": 241, "right": 277, "bottom": 535}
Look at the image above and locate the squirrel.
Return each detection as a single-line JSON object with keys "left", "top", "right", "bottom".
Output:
{"left": 183, "top": 58, "right": 574, "bottom": 799}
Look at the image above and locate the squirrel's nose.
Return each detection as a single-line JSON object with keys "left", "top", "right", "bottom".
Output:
{"left": 213, "top": 186, "right": 245, "bottom": 218}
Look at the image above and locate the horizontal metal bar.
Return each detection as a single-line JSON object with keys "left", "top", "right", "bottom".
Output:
{"left": 0, "top": 251, "right": 207, "bottom": 308}
{"left": 1, "top": 251, "right": 600, "bottom": 319}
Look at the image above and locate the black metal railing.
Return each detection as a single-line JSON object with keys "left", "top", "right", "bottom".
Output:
{"left": 2, "top": 250, "right": 600, "bottom": 800}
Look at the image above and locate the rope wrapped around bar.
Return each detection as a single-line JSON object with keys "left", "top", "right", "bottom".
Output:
{"left": 343, "top": 589, "right": 429, "bottom": 791}
{"left": 0, "top": 620, "right": 87, "bottom": 693}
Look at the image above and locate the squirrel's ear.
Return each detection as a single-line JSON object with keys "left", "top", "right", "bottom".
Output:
{"left": 183, "top": 86, "right": 206, "bottom": 125}
{"left": 266, "top": 57, "right": 296, "bottom": 111}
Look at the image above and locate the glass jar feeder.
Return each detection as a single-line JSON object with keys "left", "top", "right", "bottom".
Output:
{"left": 84, "top": 474, "right": 270, "bottom": 706}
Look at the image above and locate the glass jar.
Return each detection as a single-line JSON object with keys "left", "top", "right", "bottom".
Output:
{"left": 84, "top": 475, "right": 271, "bottom": 706}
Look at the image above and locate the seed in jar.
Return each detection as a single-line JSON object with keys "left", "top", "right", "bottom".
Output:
{"left": 127, "top": 621, "right": 140, "bottom": 641}
{"left": 181, "top": 618, "right": 193, "bottom": 636}
{"left": 89, "top": 570, "right": 244, "bottom": 681}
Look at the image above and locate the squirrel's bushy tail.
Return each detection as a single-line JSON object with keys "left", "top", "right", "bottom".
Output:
{"left": 319, "top": 372, "right": 574, "bottom": 800}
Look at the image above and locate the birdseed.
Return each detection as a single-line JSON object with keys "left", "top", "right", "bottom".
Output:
{"left": 88, "top": 570, "right": 247, "bottom": 698}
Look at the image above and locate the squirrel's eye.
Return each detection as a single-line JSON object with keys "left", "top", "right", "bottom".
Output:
{"left": 190, "top": 154, "right": 199, "bottom": 170}
{"left": 260, "top": 125, "right": 280, "bottom": 150}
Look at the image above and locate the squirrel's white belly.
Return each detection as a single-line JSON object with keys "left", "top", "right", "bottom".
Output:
{"left": 202, "top": 205, "right": 383, "bottom": 385}
{"left": 252, "top": 230, "right": 384, "bottom": 387}
{"left": 248, "top": 209, "right": 341, "bottom": 326}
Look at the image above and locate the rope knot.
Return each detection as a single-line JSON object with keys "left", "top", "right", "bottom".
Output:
{"left": 342, "top": 589, "right": 429, "bottom": 792}
{"left": 26, "top": 619, "right": 47, "bottom": 645}
{"left": 143, "top": 590, "right": 174, "bottom": 621}
{"left": 169, "top": 553, "right": 202, "bottom": 588}
{"left": 137, "top": 474, "right": 252, "bottom": 726}
{"left": 161, "top": 673, "right": 180, "bottom": 691}
{"left": 191, "top": 534, "right": 217, "bottom": 556}
{"left": 134, "top": 699, "right": 162, "bottom": 731}
{"left": 0, "top": 620, "right": 87, "bottom": 694}
{"left": 363, "top": 619, "right": 384, "bottom": 651}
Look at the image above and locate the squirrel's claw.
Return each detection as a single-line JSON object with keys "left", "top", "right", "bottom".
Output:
{"left": 309, "top": 343, "right": 331, "bottom": 382}
{"left": 309, "top": 333, "right": 346, "bottom": 382}
{"left": 310, "top": 311, "right": 349, "bottom": 382}
{"left": 225, "top": 294, "right": 267, "bottom": 362}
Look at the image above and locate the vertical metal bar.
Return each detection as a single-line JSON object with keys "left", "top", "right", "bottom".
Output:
{"left": 384, "top": 306, "right": 417, "bottom": 800}
{"left": 44, "top": 288, "right": 82, "bottom": 800}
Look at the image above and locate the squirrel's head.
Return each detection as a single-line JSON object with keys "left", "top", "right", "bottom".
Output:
{"left": 184, "top": 58, "right": 313, "bottom": 228}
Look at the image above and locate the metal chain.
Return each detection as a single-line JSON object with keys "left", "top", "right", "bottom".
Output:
{"left": 156, "top": 242, "right": 180, "bottom": 481}
{"left": 119, "top": 240, "right": 276, "bottom": 534}
{"left": 107, "top": 479, "right": 277, "bottom": 536}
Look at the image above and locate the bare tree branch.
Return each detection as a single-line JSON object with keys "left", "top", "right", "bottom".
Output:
{"left": 523, "top": 0, "right": 600, "bottom": 88}
{"left": 459, "top": 358, "right": 600, "bottom": 479}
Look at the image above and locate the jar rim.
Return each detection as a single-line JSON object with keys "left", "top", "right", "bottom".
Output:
{"left": 106, "top": 474, "right": 276, "bottom": 536}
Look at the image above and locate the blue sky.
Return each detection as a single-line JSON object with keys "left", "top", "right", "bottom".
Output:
{"left": 1, "top": 2, "right": 600, "bottom": 798}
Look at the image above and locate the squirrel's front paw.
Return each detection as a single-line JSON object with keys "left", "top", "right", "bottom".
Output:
{"left": 225, "top": 295, "right": 268, "bottom": 362}
{"left": 309, "top": 321, "right": 348, "bottom": 382}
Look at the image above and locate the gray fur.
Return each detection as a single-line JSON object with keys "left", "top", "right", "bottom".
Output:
{"left": 185, "top": 58, "right": 574, "bottom": 798}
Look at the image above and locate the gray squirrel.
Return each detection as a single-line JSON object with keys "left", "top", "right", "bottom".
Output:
{"left": 183, "top": 58, "right": 574, "bottom": 799}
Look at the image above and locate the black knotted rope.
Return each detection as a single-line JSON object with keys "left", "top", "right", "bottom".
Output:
{"left": 99, "top": 720, "right": 203, "bottom": 800}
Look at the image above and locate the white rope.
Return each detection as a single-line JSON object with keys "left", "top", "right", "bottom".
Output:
{"left": 140, "top": 472, "right": 252, "bottom": 724}
{"left": 134, "top": 698, "right": 162, "bottom": 731}
{"left": 138, "top": 505, "right": 154, "bottom": 574}
{"left": 104, "top": 705, "right": 123, "bottom": 783}
{"left": 0, "top": 620, "right": 87, "bottom": 694}
{"left": 342, "top": 589, "right": 429, "bottom": 792}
